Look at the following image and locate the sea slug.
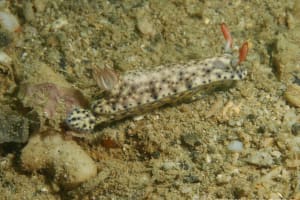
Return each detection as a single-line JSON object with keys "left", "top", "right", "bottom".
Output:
{"left": 66, "top": 23, "right": 249, "bottom": 132}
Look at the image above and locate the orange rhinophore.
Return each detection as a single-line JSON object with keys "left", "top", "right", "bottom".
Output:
{"left": 238, "top": 42, "right": 248, "bottom": 64}
{"left": 221, "top": 23, "right": 233, "bottom": 49}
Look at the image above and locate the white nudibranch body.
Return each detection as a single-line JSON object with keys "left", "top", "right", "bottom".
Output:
{"left": 66, "top": 24, "right": 249, "bottom": 133}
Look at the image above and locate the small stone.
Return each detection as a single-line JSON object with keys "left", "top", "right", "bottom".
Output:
{"left": 161, "top": 161, "right": 178, "bottom": 170}
{"left": 23, "top": 1, "right": 35, "bottom": 22}
{"left": 216, "top": 174, "right": 232, "bottom": 184}
{"left": 34, "top": 0, "right": 48, "bottom": 12}
{"left": 0, "top": 107, "right": 29, "bottom": 143}
{"left": 285, "top": 84, "right": 300, "bottom": 107}
{"left": 0, "top": 51, "right": 11, "bottom": 66}
{"left": 136, "top": 16, "right": 156, "bottom": 37}
{"left": 246, "top": 151, "right": 274, "bottom": 167}
{"left": 183, "top": 175, "right": 200, "bottom": 183}
{"left": 21, "top": 132, "right": 97, "bottom": 189}
{"left": 0, "top": 11, "right": 20, "bottom": 32}
{"left": 227, "top": 140, "right": 243, "bottom": 152}
{"left": 181, "top": 133, "right": 201, "bottom": 148}
{"left": 291, "top": 123, "right": 300, "bottom": 136}
{"left": 0, "top": 31, "right": 12, "bottom": 48}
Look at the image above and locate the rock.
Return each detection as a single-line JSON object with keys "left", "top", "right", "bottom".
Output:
{"left": 227, "top": 140, "right": 243, "bottom": 152}
{"left": 245, "top": 150, "right": 274, "bottom": 167}
{"left": 23, "top": 1, "right": 35, "bottom": 22}
{"left": 181, "top": 133, "right": 201, "bottom": 148}
{"left": 0, "top": 107, "right": 29, "bottom": 143}
{"left": 0, "top": 11, "right": 20, "bottom": 32}
{"left": 291, "top": 123, "right": 300, "bottom": 136}
{"left": 137, "top": 17, "right": 155, "bottom": 37}
{"left": 33, "top": 0, "right": 48, "bottom": 12}
{"left": 21, "top": 132, "right": 97, "bottom": 189}
{"left": 216, "top": 173, "right": 231, "bottom": 184}
{"left": 0, "top": 51, "right": 12, "bottom": 66}
{"left": 285, "top": 84, "right": 300, "bottom": 107}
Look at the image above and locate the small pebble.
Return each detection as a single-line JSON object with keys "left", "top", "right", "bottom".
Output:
{"left": 0, "top": 51, "right": 11, "bottom": 65}
{"left": 21, "top": 132, "right": 97, "bottom": 189}
{"left": 33, "top": 0, "right": 48, "bottom": 12}
{"left": 216, "top": 174, "right": 232, "bottom": 184}
{"left": 246, "top": 151, "right": 274, "bottom": 167}
{"left": 0, "top": 107, "right": 29, "bottom": 143}
{"left": 181, "top": 133, "right": 201, "bottom": 148}
{"left": 23, "top": 1, "right": 35, "bottom": 22}
{"left": 285, "top": 84, "right": 300, "bottom": 107}
{"left": 0, "top": 31, "right": 12, "bottom": 47}
{"left": 183, "top": 175, "right": 200, "bottom": 183}
{"left": 0, "top": 11, "right": 20, "bottom": 32}
{"left": 161, "top": 161, "right": 178, "bottom": 170}
{"left": 291, "top": 123, "right": 300, "bottom": 136}
{"left": 227, "top": 140, "right": 243, "bottom": 152}
{"left": 137, "top": 16, "right": 156, "bottom": 37}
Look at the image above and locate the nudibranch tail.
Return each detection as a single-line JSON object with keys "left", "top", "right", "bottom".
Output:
{"left": 66, "top": 108, "right": 96, "bottom": 132}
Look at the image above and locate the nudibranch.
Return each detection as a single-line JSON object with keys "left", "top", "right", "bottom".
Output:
{"left": 66, "top": 23, "right": 249, "bottom": 132}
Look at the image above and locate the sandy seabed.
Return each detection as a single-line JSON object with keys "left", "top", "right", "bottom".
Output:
{"left": 0, "top": 0, "right": 299, "bottom": 199}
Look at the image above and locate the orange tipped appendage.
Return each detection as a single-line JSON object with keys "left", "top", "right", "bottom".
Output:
{"left": 221, "top": 23, "right": 233, "bottom": 49}
{"left": 238, "top": 42, "right": 248, "bottom": 64}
